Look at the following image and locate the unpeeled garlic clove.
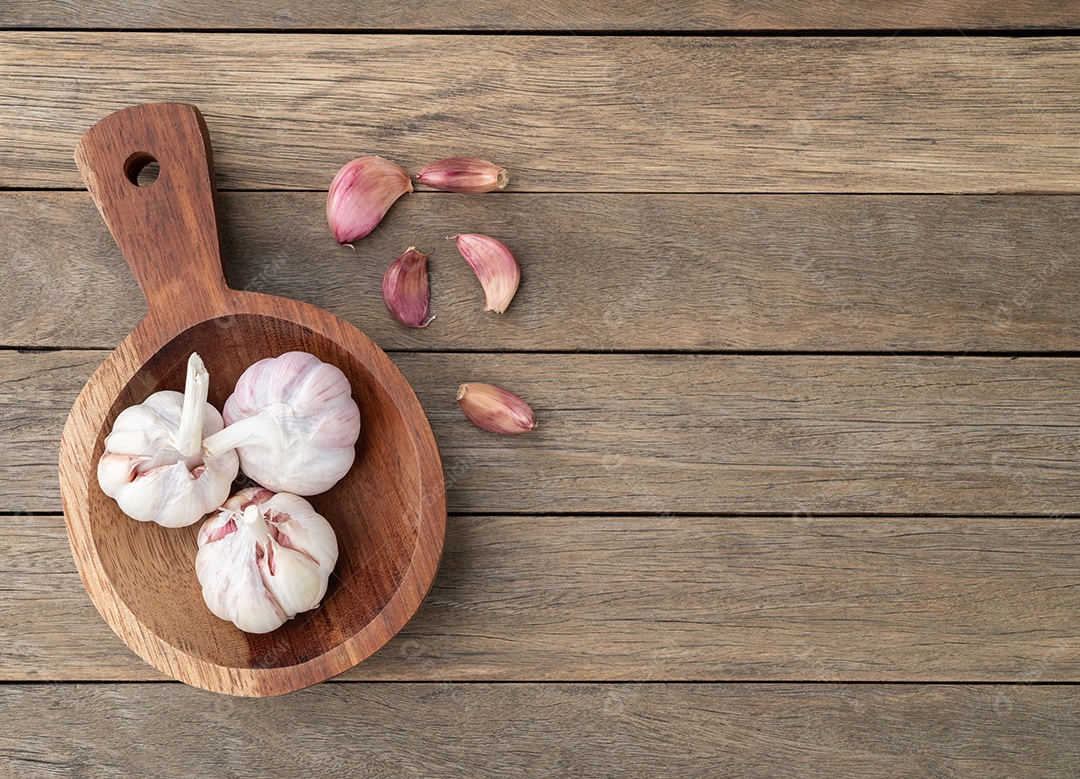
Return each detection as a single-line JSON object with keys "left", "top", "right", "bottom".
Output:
{"left": 327, "top": 156, "right": 413, "bottom": 246}
{"left": 453, "top": 233, "right": 520, "bottom": 314}
{"left": 457, "top": 382, "right": 537, "bottom": 434}
{"left": 383, "top": 247, "right": 433, "bottom": 328}
{"left": 416, "top": 157, "right": 508, "bottom": 193}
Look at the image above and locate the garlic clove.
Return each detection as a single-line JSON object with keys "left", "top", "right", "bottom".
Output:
{"left": 453, "top": 233, "right": 520, "bottom": 314}
{"left": 113, "top": 461, "right": 218, "bottom": 528}
{"left": 96, "top": 453, "right": 149, "bottom": 494}
{"left": 416, "top": 157, "right": 509, "bottom": 193}
{"left": 382, "top": 247, "right": 433, "bottom": 328}
{"left": 102, "top": 407, "right": 161, "bottom": 452}
{"left": 327, "top": 156, "right": 413, "bottom": 246}
{"left": 457, "top": 382, "right": 538, "bottom": 434}
{"left": 259, "top": 492, "right": 339, "bottom": 573}
{"left": 259, "top": 543, "right": 328, "bottom": 617}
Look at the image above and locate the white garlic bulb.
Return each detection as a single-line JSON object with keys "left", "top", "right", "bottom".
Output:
{"left": 196, "top": 487, "right": 339, "bottom": 634}
{"left": 202, "top": 351, "right": 361, "bottom": 495}
{"left": 97, "top": 353, "right": 239, "bottom": 527}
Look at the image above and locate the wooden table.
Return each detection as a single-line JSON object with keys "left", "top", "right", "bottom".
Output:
{"left": 2, "top": 3, "right": 1080, "bottom": 775}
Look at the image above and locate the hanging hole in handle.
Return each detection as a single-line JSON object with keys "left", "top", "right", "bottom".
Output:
{"left": 124, "top": 152, "right": 160, "bottom": 187}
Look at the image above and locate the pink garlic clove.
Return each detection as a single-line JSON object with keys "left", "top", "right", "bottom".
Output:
{"left": 382, "top": 247, "right": 433, "bottom": 328}
{"left": 457, "top": 382, "right": 537, "bottom": 434}
{"left": 326, "top": 156, "right": 413, "bottom": 246}
{"left": 416, "top": 157, "right": 509, "bottom": 193}
{"left": 97, "top": 452, "right": 149, "bottom": 487}
{"left": 453, "top": 233, "right": 520, "bottom": 314}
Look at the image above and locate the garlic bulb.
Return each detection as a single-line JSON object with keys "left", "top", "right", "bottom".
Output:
{"left": 202, "top": 351, "right": 361, "bottom": 495}
{"left": 196, "top": 488, "right": 339, "bottom": 634}
{"left": 97, "top": 353, "right": 239, "bottom": 527}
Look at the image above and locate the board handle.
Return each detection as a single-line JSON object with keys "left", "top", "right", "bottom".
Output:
{"left": 75, "top": 103, "right": 231, "bottom": 324}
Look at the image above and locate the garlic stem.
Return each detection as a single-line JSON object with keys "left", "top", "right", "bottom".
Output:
{"left": 202, "top": 412, "right": 286, "bottom": 458}
{"left": 242, "top": 504, "right": 271, "bottom": 545}
{"left": 175, "top": 353, "right": 209, "bottom": 458}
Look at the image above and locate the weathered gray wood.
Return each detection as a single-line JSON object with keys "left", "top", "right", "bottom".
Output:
{"left": 4, "top": 350, "right": 1080, "bottom": 515}
{"left": 4, "top": 192, "right": 1080, "bottom": 352}
{"left": 0, "top": 351, "right": 102, "bottom": 514}
{"left": 4, "top": 1, "right": 1079, "bottom": 30}
{"left": 1, "top": 683, "right": 1078, "bottom": 777}
{"left": 3, "top": 35, "right": 1080, "bottom": 192}
{"left": 4, "top": 514, "right": 1079, "bottom": 682}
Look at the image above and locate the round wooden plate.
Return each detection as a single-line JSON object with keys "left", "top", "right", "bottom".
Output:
{"left": 58, "top": 103, "right": 446, "bottom": 697}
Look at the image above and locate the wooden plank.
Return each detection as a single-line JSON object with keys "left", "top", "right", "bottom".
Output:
{"left": 4, "top": 514, "right": 1079, "bottom": 682}
{"left": 3, "top": 35, "right": 1080, "bottom": 193}
{"left": 5, "top": 192, "right": 1080, "bottom": 352}
{"left": 1, "top": 683, "right": 1078, "bottom": 777}
{"left": 4, "top": 350, "right": 1080, "bottom": 516}
{"left": 4, "top": 1, "right": 1080, "bottom": 31}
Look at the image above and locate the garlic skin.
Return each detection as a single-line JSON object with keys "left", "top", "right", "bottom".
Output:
{"left": 416, "top": 157, "right": 509, "bottom": 193}
{"left": 457, "top": 382, "right": 537, "bottom": 434}
{"left": 383, "top": 247, "right": 433, "bottom": 328}
{"left": 453, "top": 234, "right": 520, "bottom": 314}
{"left": 327, "top": 156, "right": 413, "bottom": 246}
{"left": 196, "top": 488, "right": 339, "bottom": 634}
{"left": 202, "top": 351, "right": 361, "bottom": 496}
{"left": 97, "top": 353, "right": 239, "bottom": 527}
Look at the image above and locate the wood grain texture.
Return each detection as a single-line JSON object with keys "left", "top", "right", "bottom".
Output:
{"left": 8, "top": 350, "right": 1080, "bottom": 516}
{"left": 5, "top": 514, "right": 1079, "bottom": 682}
{"left": 3, "top": 35, "right": 1080, "bottom": 192}
{"left": 5, "top": 192, "right": 1080, "bottom": 352}
{"left": 2, "top": 683, "right": 1078, "bottom": 777}
{"left": 61, "top": 103, "right": 445, "bottom": 696}
{"left": 4, "top": 1, "right": 1080, "bottom": 30}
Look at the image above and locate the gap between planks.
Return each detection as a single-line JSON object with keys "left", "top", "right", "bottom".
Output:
{"left": 5, "top": 30, "right": 1080, "bottom": 37}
